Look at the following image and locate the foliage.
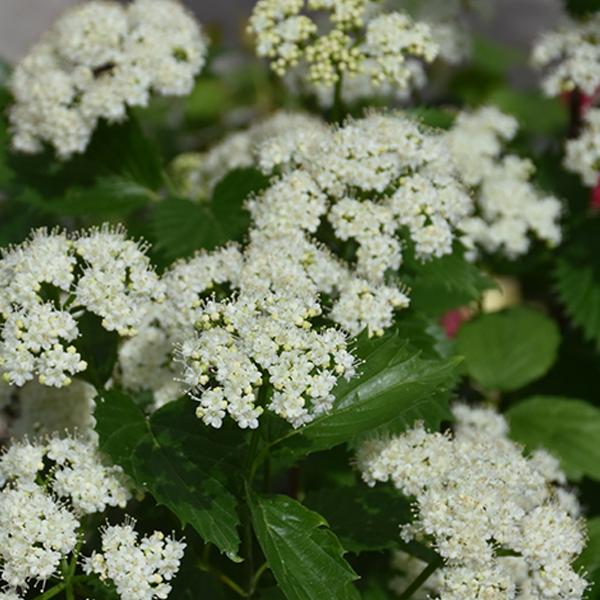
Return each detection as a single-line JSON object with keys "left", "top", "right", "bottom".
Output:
{"left": 0, "top": 2, "right": 599, "bottom": 599}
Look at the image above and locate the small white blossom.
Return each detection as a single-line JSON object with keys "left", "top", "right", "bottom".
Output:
{"left": 565, "top": 108, "right": 600, "bottom": 186}
{"left": 248, "top": 0, "right": 438, "bottom": 90}
{"left": 532, "top": 15, "right": 600, "bottom": 96}
{"left": 447, "top": 107, "right": 562, "bottom": 258}
{"left": 0, "top": 226, "right": 163, "bottom": 388}
{"left": 84, "top": 521, "right": 186, "bottom": 600}
{"left": 0, "top": 435, "right": 132, "bottom": 592}
{"left": 358, "top": 404, "right": 588, "bottom": 600}
{"left": 9, "top": 0, "right": 207, "bottom": 158}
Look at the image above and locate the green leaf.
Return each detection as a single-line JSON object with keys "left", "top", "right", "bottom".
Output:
{"left": 456, "top": 307, "right": 560, "bottom": 392}
{"left": 75, "top": 312, "right": 120, "bottom": 388}
{"left": 470, "top": 37, "right": 524, "bottom": 77}
{"left": 304, "top": 486, "right": 411, "bottom": 554}
{"left": 507, "top": 396, "right": 600, "bottom": 481}
{"left": 87, "top": 117, "right": 164, "bottom": 190}
{"left": 185, "top": 78, "right": 232, "bottom": 122}
{"left": 51, "top": 177, "right": 154, "bottom": 215}
{"left": 249, "top": 493, "right": 360, "bottom": 600}
{"left": 409, "top": 253, "right": 496, "bottom": 317}
{"left": 277, "top": 333, "right": 459, "bottom": 457}
{"left": 576, "top": 518, "right": 600, "bottom": 598}
{"left": 407, "top": 107, "right": 456, "bottom": 130}
{"left": 151, "top": 168, "right": 268, "bottom": 261}
{"left": 94, "top": 394, "right": 243, "bottom": 557}
{"left": 94, "top": 389, "right": 148, "bottom": 477}
{"left": 555, "top": 259, "right": 600, "bottom": 351}
{"left": 18, "top": 176, "right": 154, "bottom": 217}
{"left": 486, "top": 88, "right": 568, "bottom": 135}
{"left": 565, "top": 0, "right": 600, "bottom": 16}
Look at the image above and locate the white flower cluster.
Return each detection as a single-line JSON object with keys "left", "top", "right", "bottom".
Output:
{"left": 447, "top": 107, "right": 562, "bottom": 257}
{"left": 9, "top": 0, "right": 207, "bottom": 158}
{"left": 170, "top": 111, "right": 327, "bottom": 199}
{"left": 285, "top": 0, "right": 471, "bottom": 109}
{"left": 0, "top": 226, "right": 164, "bottom": 388}
{"left": 256, "top": 112, "right": 473, "bottom": 273}
{"left": 565, "top": 108, "right": 600, "bottom": 186}
{"left": 177, "top": 234, "right": 357, "bottom": 429}
{"left": 84, "top": 521, "right": 186, "bottom": 600}
{"left": 0, "top": 435, "right": 130, "bottom": 592}
{"left": 532, "top": 14, "right": 600, "bottom": 96}
{"left": 248, "top": 0, "right": 438, "bottom": 90}
{"left": 358, "top": 404, "right": 588, "bottom": 600}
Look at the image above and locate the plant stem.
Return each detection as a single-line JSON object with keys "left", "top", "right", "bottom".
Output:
{"left": 198, "top": 560, "right": 248, "bottom": 597}
{"left": 397, "top": 555, "right": 444, "bottom": 600}
{"left": 249, "top": 562, "right": 269, "bottom": 595}
{"left": 34, "top": 583, "right": 67, "bottom": 600}
{"left": 332, "top": 73, "right": 345, "bottom": 124}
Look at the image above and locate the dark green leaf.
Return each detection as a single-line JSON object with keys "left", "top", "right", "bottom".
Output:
{"left": 507, "top": 396, "right": 600, "bottom": 481}
{"left": 565, "top": 0, "right": 600, "bottom": 16}
{"left": 52, "top": 177, "right": 154, "bottom": 215}
{"left": 94, "top": 394, "right": 243, "bottom": 557}
{"left": 409, "top": 253, "right": 496, "bottom": 317}
{"left": 555, "top": 259, "right": 600, "bottom": 351}
{"left": 456, "top": 307, "right": 560, "bottom": 392}
{"left": 75, "top": 312, "right": 119, "bottom": 388}
{"left": 87, "top": 117, "right": 163, "bottom": 190}
{"left": 17, "top": 176, "right": 154, "bottom": 217}
{"left": 151, "top": 168, "right": 267, "bottom": 261}
{"left": 211, "top": 167, "right": 269, "bottom": 226}
{"left": 249, "top": 493, "right": 360, "bottom": 600}
{"left": 94, "top": 389, "right": 148, "bottom": 477}
{"left": 304, "top": 486, "right": 411, "bottom": 553}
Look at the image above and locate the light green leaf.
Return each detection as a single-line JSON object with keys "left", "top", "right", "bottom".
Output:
{"left": 507, "top": 396, "right": 600, "bottom": 481}
{"left": 555, "top": 259, "right": 600, "bottom": 351}
{"left": 294, "top": 334, "right": 459, "bottom": 453}
{"left": 249, "top": 493, "right": 360, "bottom": 600}
{"left": 487, "top": 88, "right": 568, "bottom": 135}
{"left": 456, "top": 307, "right": 560, "bottom": 392}
{"left": 576, "top": 518, "right": 600, "bottom": 598}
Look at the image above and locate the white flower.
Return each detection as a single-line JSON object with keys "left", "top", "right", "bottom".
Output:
{"left": 176, "top": 111, "right": 327, "bottom": 199}
{"left": 532, "top": 15, "right": 600, "bottom": 96}
{"left": 0, "top": 485, "right": 79, "bottom": 588}
{"left": 447, "top": 107, "right": 562, "bottom": 258}
{"left": 357, "top": 404, "right": 588, "bottom": 600}
{"left": 9, "top": 0, "right": 207, "bottom": 158}
{"left": 565, "top": 107, "right": 600, "bottom": 186}
{"left": 248, "top": 0, "right": 438, "bottom": 90}
{"left": 84, "top": 521, "right": 186, "bottom": 600}
{"left": 0, "top": 434, "right": 131, "bottom": 591}
{"left": 0, "top": 226, "right": 163, "bottom": 388}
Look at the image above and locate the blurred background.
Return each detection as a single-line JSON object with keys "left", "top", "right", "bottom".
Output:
{"left": 0, "top": 0, "right": 563, "bottom": 62}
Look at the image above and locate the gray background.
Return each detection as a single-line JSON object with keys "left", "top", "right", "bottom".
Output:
{"left": 0, "top": 0, "right": 563, "bottom": 62}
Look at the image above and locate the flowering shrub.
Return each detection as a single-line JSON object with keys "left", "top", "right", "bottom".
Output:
{"left": 0, "top": 0, "right": 599, "bottom": 599}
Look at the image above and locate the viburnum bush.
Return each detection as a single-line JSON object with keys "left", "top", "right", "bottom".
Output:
{"left": 1, "top": 0, "right": 600, "bottom": 598}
